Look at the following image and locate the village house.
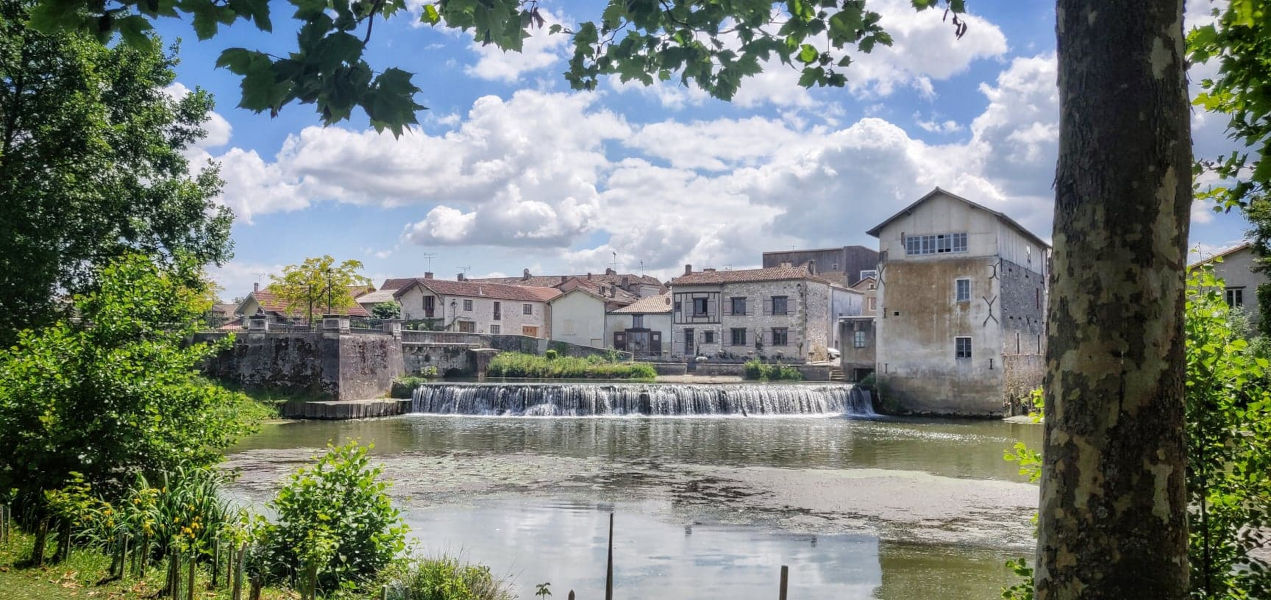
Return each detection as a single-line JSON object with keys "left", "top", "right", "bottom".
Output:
{"left": 606, "top": 292, "right": 673, "bottom": 358}
{"left": 468, "top": 268, "right": 665, "bottom": 298}
{"left": 865, "top": 187, "right": 1048, "bottom": 415}
{"left": 235, "top": 282, "right": 371, "bottom": 323}
{"left": 392, "top": 273, "right": 559, "bottom": 336}
{"left": 354, "top": 287, "right": 399, "bottom": 314}
{"left": 668, "top": 264, "right": 863, "bottom": 362}
{"left": 762, "top": 246, "right": 879, "bottom": 287}
{"left": 547, "top": 277, "right": 639, "bottom": 348}
{"left": 1189, "top": 242, "right": 1268, "bottom": 316}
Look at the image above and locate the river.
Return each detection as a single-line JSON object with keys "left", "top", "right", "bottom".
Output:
{"left": 226, "top": 413, "right": 1042, "bottom": 599}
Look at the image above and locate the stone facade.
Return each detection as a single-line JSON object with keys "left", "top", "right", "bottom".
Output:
{"left": 762, "top": 245, "right": 879, "bottom": 286}
{"left": 395, "top": 277, "right": 555, "bottom": 337}
{"left": 200, "top": 330, "right": 403, "bottom": 401}
{"left": 668, "top": 265, "right": 863, "bottom": 362}
{"left": 869, "top": 188, "right": 1048, "bottom": 416}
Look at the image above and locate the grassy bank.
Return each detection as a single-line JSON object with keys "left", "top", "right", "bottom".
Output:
{"left": 486, "top": 352, "right": 656, "bottom": 379}
{"left": 743, "top": 360, "right": 803, "bottom": 381}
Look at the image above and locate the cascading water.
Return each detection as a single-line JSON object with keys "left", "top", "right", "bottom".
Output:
{"left": 409, "top": 382, "right": 875, "bottom": 417}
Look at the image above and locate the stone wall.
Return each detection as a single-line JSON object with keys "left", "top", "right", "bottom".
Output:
{"left": 1002, "top": 353, "right": 1044, "bottom": 409}
{"left": 200, "top": 331, "right": 403, "bottom": 400}
{"left": 402, "top": 343, "right": 473, "bottom": 376}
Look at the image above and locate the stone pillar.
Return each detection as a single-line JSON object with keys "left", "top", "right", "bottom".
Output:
{"left": 382, "top": 319, "right": 403, "bottom": 339}
{"left": 322, "top": 315, "right": 350, "bottom": 334}
{"left": 248, "top": 315, "right": 270, "bottom": 332}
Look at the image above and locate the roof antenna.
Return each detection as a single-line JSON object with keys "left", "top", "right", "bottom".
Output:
{"left": 611, "top": 251, "right": 618, "bottom": 272}
{"left": 420, "top": 252, "right": 436, "bottom": 271}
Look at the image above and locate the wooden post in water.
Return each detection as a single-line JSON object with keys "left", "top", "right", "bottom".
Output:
{"left": 605, "top": 512, "right": 614, "bottom": 600}
{"left": 778, "top": 565, "right": 788, "bottom": 600}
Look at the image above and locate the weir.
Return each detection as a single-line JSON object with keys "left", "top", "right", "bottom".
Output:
{"left": 409, "top": 382, "right": 874, "bottom": 417}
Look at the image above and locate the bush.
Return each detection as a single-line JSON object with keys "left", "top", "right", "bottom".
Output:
{"left": 485, "top": 352, "right": 656, "bottom": 379}
{"left": 258, "top": 441, "right": 408, "bottom": 594}
{"left": 742, "top": 359, "right": 803, "bottom": 381}
{"left": 544, "top": 349, "right": 559, "bottom": 361}
{"left": 391, "top": 371, "right": 438, "bottom": 398}
{"left": 858, "top": 372, "right": 876, "bottom": 390}
{"left": 379, "top": 557, "right": 513, "bottom": 600}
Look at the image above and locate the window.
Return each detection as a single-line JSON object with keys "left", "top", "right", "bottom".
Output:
{"left": 859, "top": 269, "right": 878, "bottom": 280}
{"left": 904, "top": 232, "right": 968, "bottom": 255}
{"left": 674, "top": 301, "right": 681, "bottom": 314}
{"left": 490, "top": 324, "right": 500, "bottom": 335}
{"left": 770, "top": 296, "right": 788, "bottom": 315}
{"left": 955, "top": 278, "right": 971, "bottom": 302}
{"left": 463, "top": 299, "right": 473, "bottom": 311}
{"left": 853, "top": 330, "right": 867, "bottom": 348}
{"left": 522, "top": 325, "right": 539, "bottom": 337}
{"left": 731, "top": 328, "right": 747, "bottom": 346}
{"left": 693, "top": 297, "right": 709, "bottom": 316}
{"left": 523, "top": 303, "right": 532, "bottom": 315}
{"left": 955, "top": 336, "right": 972, "bottom": 359}
{"left": 730, "top": 296, "right": 747, "bottom": 315}
{"left": 632, "top": 315, "right": 644, "bottom": 328}
{"left": 458, "top": 321, "right": 475, "bottom": 333}
{"left": 772, "top": 327, "right": 789, "bottom": 346}
{"left": 493, "top": 301, "right": 501, "bottom": 320}
{"left": 1226, "top": 287, "right": 1244, "bottom": 309}
{"left": 703, "top": 330, "right": 715, "bottom": 344}
{"left": 868, "top": 297, "right": 877, "bottom": 311}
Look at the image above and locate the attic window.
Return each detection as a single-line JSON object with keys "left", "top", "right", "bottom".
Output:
{"left": 905, "top": 233, "right": 967, "bottom": 255}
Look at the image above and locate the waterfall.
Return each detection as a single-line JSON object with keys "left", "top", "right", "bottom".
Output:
{"left": 409, "top": 383, "right": 875, "bottom": 417}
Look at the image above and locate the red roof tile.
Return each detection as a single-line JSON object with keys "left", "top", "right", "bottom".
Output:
{"left": 392, "top": 278, "right": 561, "bottom": 303}
{"left": 670, "top": 265, "right": 831, "bottom": 286}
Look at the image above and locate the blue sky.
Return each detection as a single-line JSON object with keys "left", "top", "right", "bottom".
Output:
{"left": 150, "top": 0, "right": 1250, "bottom": 299}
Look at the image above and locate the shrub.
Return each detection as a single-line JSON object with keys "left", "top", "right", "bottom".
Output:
{"left": 742, "top": 359, "right": 803, "bottom": 381}
{"left": 544, "top": 349, "right": 559, "bottom": 361}
{"left": 391, "top": 371, "right": 438, "bottom": 398}
{"left": 380, "top": 557, "right": 513, "bottom": 600}
{"left": 485, "top": 352, "right": 655, "bottom": 379}
{"left": 258, "top": 441, "right": 408, "bottom": 594}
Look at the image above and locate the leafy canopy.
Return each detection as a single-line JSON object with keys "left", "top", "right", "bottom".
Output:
{"left": 0, "top": 0, "right": 232, "bottom": 347}
{"left": 267, "top": 255, "right": 371, "bottom": 324}
{"left": 0, "top": 254, "right": 265, "bottom": 516}
{"left": 22, "top": 0, "right": 967, "bottom": 135}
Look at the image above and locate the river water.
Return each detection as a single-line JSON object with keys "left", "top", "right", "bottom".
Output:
{"left": 226, "top": 414, "right": 1042, "bottom": 599}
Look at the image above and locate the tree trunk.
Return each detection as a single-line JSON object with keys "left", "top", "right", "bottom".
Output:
{"left": 1037, "top": 1, "right": 1191, "bottom": 598}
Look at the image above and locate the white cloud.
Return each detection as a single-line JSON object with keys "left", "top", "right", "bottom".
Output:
{"left": 207, "top": 261, "right": 285, "bottom": 301}
{"left": 164, "top": 82, "right": 233, "bottom": 151}
{"left": 915, "top": 115, "right": 964, "bottom": 134}
{"left": 464, "top": 10, "right": 569, "bottom": 82}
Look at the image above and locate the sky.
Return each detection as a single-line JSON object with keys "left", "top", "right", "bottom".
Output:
{"left": 148, "top": 0, "right": 1252, "bottom": 299}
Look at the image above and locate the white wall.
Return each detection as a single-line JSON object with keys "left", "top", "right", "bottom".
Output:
{"left": 550, "top": 290, "right": 607, "bottom": 348}
{"left": 1209, "top": 246, "right": 1269, "bottom": 317}
{"left": 398, "top": 285, "right": 548, "bottom": 336}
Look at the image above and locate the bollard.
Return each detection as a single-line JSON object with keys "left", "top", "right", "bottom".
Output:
{"left": 605, "top": 512, "right": 614, "bottom": 600}
{"left": 212, "top": 539, "right": 220, "bottom": 588}
{"left": 778, "top": 565, "right": 788, "bottom": 600}
{"left": 186, "top": 554, "right": 196, "bottom": 600}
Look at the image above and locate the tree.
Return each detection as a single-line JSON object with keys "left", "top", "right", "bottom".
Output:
{"left": 0, "top": 0, "right": 232, "bottom": 348}
{"left": 269, "top": 256, "right": 371, "bottom": 324}
{"left": 371, "top": 302, "right": 401, "bottom": 320}
{"left": 1036, "top": 1, "right": 1192, "bottom": 598}
{"left": 0, "top": 254, "right": 262, "bottom": 564}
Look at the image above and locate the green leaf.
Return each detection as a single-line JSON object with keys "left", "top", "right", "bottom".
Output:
{"left": 797, "top": 43, "right": 818, "bottom": 64}
{"left": 421, "top": 3, "right": 440, "bottom": 25}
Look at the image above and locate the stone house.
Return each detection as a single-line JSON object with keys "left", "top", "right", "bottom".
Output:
{"left": 236, "top": 283, "right": 371, "bottom": 323}
{"left": 762, "top": 245, "right": 879, "bottom": 287}
{"left": 838, "top": 316, "right": 876, "bottom": 382}
{"left": 468, "top": 268, "right": 665, "bottom": 298}
{"left": 867, "top": 187, "right": 1048, "bottom": 416}
{"left": 850, "top": 275, "right": 878, "bottom": 314}
{"left": 1189, "top": 242, "right": 1268, "bottom": 317}
{"left": 668, "top": 264, "right": 863, "bottom": 362}
{"left": 606, "top": 292, "right": 672, "bottom": 358}
{"left": 393, "top": 274, "right": 559, "bottom": 337}
{"left": 547, "top": 278, "right": 638, "bottom": 349}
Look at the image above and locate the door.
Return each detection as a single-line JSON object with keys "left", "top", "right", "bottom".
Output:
{"left": 522, "top": 325, "right": 539, "bottom": 337}
{"left": 683, "top": 328, "right": 694, "bottom": 356}
{"left": 628, "top": 331, "right": 650, "bottom": 355}
{"left": 651, "top": 331, "right": 662, "bottom": 355}
{"left": 457, "top": 321, "right": 475, "bottom": 333}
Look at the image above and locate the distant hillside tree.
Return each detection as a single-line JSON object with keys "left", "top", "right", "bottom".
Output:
{"left": 269, "top": 256, "right": 370, "bottom": 324}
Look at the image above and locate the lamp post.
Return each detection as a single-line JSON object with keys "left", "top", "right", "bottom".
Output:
{"left": 326, "top": 267, "right": 333, "bottom": 314}
{"left": 449, "top": 300, "right": 457, "bottom": 331}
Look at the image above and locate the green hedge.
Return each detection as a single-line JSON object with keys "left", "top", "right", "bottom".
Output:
{"left": 743, "top": 359, "right": 803, "bottom": 381}
{"left": 486, "top": 352, "right": 656, "bottom": 379}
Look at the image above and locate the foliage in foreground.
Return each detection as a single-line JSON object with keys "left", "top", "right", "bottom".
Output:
{"left": 257, "top": 441, "right": 409, "bottom": 595}
{"left": 377, "top": 557, "right": 513, "bottom": 600}
{"left": 487, "top": 352, "right": 656, "bottom": 379}
{"left": 0, "top": 255, "right": 263, "bottom": 551}
{"left": 0, "top": 0, "right": 232, "bottom": 347}
{"left": 743, "top": 360, "right": 803, "bottom": 381}
{"left": 1002, "top": 268, "right": 1271, "bottom": 599}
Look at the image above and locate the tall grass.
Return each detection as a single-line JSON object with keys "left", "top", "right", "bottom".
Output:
{"left": 486, "top": 352, "right": 656, "bottom": 379}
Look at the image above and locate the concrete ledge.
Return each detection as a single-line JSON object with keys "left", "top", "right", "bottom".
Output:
{"left": 649, "top": 362, "right": 688, "bottom": 375}
{"left": 281, "top": 399, "right": 407, "bottom": 420}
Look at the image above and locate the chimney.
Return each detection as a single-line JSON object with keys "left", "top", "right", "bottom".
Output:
{"left": 806, "top": 260, "right": 817, "bottom": 275}
{"left": 253, "top": 282, "right": 259, "bottom": 293}
{"left": 424, "top": 272, "right": 434, "bottom": 279}
{"left": 610, "top": 284, "right": 617, "bottom": 297}
{"left": 587, "top": 272, "right": 592, "bottom": 280}
{"left": 457, "top": 273, "right": 465, "bottom": 281}
{"left": 684, "top": 264, "right": 692, "bottom": 275}
{"left": 605, "top": 267, "right": 616, "bottom": 276}
{"left": 622, "top": 275, "right": 630, "bottom": 287}
{"left": 560, "top": 276, "right": 567, "bottom": 283}
{"left": 522, "top": 268, "right": 531, "bottom": 280}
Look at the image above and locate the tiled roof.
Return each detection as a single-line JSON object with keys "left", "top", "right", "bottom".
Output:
{"left": 470, "top": 271, "right": 664, "bottom": 290}
{"left": 356, "top": 289, "right": 398, "bottom": 305}
{"left": 393, "top": 278, "right": 561, "bottom": 303}
{"left": 1188, "top": 242, "right": 1252, "bottom": 268}
{"left": 243, "top": 288, "right": 370, "bottom": 317}
{"left": 556, "top": 277, "right": 639, "bottom": 304}
{"left": 670, "top": 265, "right": 831, "bottom": 286}
{"left": 611, "top": 292, "right": 672, "bottom": 314}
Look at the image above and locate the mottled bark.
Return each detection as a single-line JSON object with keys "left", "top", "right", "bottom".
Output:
{"left": 1037, "top": 1, "right": 1191, "bottom": 598}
